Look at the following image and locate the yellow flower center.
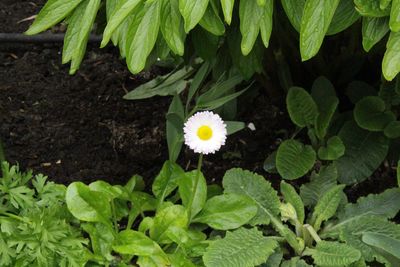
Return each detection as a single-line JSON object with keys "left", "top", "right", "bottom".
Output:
{"left": 197, "top": 125, "right": 213, "bottom": 141}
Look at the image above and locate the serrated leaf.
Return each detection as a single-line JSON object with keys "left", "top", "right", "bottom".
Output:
{"left": 152, "top": 161, "right": 185, "bottom": 204}
{"left": 286, "top": 87, "right": 319, "bottom": 128}
{"left": 300, "top": 0, "right": 340, "bottom": 61}
{"left": 280, "top": 181, "right": 305, "bottom": 223}
{"left": 276, "top": 139, "right": 316, "bottom": 180}
{"left": 26, "top": 0, "right": 84, "bottom": 35}
{"left": 221, "top": 0, "right": 235, "bottom": 25}
{"left": 222, "top": 168, "right": 281, "bottom": 225}
{"left": 390, "top": 0, "right": 400, "bottom": 31}
{"left": 281, "top": 0, "right": 305, "bottom": 32}
{"left": 327, "top": 0, "right": 360, "bottom": 35}
{"left": 179, "top": 0, "right": 209, "bottom": 32}
{"left": 318, "top": 136, "right": 345, "bottom": 160}
{"left": 239, "top": 0, "right": 264, "bottom": 55}
{"left": 311, "top": 184, "right": 345, "bottom": 231}
{"left": 335, "top": 121, "right": 389, "bottom": 184}
{"left": 354, "top": 0, "right": 391, "bottom": 17}
{"left": 160, "top": 0, "right": 186, "bottom": 56}
{"left": 193, "top": 194, "right": 258, "bottom": 230}
{"left": 203, "top": 227, "right": 278, "bottom": 267}
{"left": 362, "top": 17, "right": 389, "bottom": 52}
{"left": 383, "top": 30, "right": 400, "bottom": 81}
{"left": 354, "top": 96, "right": 396, "bottom": 131}
{"left": 304, "top": 241, "right": 361, "bottom": 266}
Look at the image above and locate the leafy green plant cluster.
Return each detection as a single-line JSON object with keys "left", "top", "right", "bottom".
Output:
{"left": 1, "top": 161, "right": 399, "bottom": 266}
{"left": 26, "top": 0, "right": 400, "bottom": 80}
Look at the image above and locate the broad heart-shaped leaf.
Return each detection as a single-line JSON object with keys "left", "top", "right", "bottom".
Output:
{"left": 276, "top": 139, "right": 316, "bottom": 180}
{"left": 335, "top": 121, "right": 389, "bottom": 184}
{"left": 383, "top": 31, "right": 400, "bottom": 81}
{"left": 150, "top": 205, "right": 188, "bottom": 244}
{"left": 300, "top": 0, "right": 340, "bottom": 61}
{"left": 354, "top": 96, "right": 396, "bottom": 131}
{"left": 362, "top": 232, "right": 400, "bottom": 260}
{"left": 300, "top": 164, "right": 338, "bottom": 208}
{"left": 303, "top": 241, "right": 361, "bottom": 266}
{"left": 354, "top": 0, "right": 391, "bottom": 17}
{"left": 160, "top": 0, "right": 186, "bottom": 56}
{"left": 326, "top": 0, "right": 360, "bottom": 35}
{"left": 362, "top": 17, "right": 389, "bottom": 52}
{"left": 126, "top": 0, "right": 161, "bottom": 74}
{"left": 113, "top": 230, "right": 170, "bottom": 265}
{"left": 239, "top": 0, "right": 264, "bottom": 56}
{"left": 281, "top": 0, "right": 305, "bottom": 32}
{"left": 221, "top": 0, "right": 235, "bottom": 25}
{"left": 390, "top": 0, "right": 400, "bottom": 32}
{"left": 311, "top": 184, "right": 345, "bottom": 231}
{"left": 152, "top": 161, "right": 185, "bottom": 204}
{"left": 260, "top": 0, "right": 274, "bottom": 49}
{"left": 286, "top": 87, "right": 319, "bottom": 128}
{"left": 384, "top": 121, "right": 400, "bottom": 138}
{"left": 222, "top": 168, "right": 281, "bottom": 225}
{"left": 192, "top": 194, "right": 258, "bottom": 230}
{"left": 26, "top": 0, "right": 84, "bottom": 35}
{"left": 203, "top": 227, "right": 278, "bottom": 267}
{"left": 280, "top": 181, "right": 305, "bottom": 223}
{"left": 179, "top": 0, "right": 209, "bottom": 32}
{"left": 318, "top": 136, "right": 345, "bottom": 161}
{"left": 66, "top": 182, "right": 111, "bottom": 224}
{"left": 178, "top": 170, "right": 207, "bottom": 220}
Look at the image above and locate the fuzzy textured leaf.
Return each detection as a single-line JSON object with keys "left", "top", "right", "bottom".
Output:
{"left": 304, "top": 241, "right": 361, "bottom": 266}
{"left": 287, "top": 87, "right": 319, "bottom": 128}
{"left": 280, "top": 181, "right": 305, "bottom": 223}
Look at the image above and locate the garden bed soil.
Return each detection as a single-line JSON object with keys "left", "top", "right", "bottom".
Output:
{"left": 0, "top": 0, "right": 397, "bottom": 200}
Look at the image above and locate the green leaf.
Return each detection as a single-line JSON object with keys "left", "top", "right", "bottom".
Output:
{"left": 354, "top": 0, "right": 391, "bottom": 17}
{"left": 82, "top": 223, "right": 114, "bottom": 260}
{"left": 66, "top": 182, "right": 111, "bottom": 224}
{"left": 160, "top": 0, "right": 186, "bottom": 56}
{"left": 178, "top": 170, "right": 207, "bottom": 219}
{"left": 354, "top": 96, "right": 396, "bottom": 131}
{"left": 280, "top": 181, "right": 305, "bottom": 223}
{"left": 101, "top": 0, "right": 142, "bottom": 47}
{"left": 390, "top": 0, "right": 400, "bottom": 31}
{"left": 166, "top": 95, "right": 184, "bottom": 162}
{"left": 263, "top": 151, "right": 278, "bottom": 174}
{"left": 88, "top": 180, "right": 122, "bottom": 201}
{"left": 260, "top": 0, "right": 274, "bottom": 48}
{"left": 150, "top": 205, "right": 188, "bottom": 244}
{"left": 199, "top": 5, "right": 225, "bottom": 36}
{"left": 152, "top": 161, "right": 185, "bottom": 203}
{"left": 179, "top": 0, "right": 210, "bottom": 32}
{"left": 276, "top": 139, "right": 316, "bottom": 180}
{"left": 300, "top": 0, "right": 340, "bottom": 61}
{"left": 327, "top": 0, "right": 360, "bottom": 35}
{"left": 318, "top": 136, "right": 345, "bottom": 161}
{"left": 126, "top": 0, "right": 161, "bottom": 74}
{"left": 398, "top": 160, "right": 400, "bottom": 187}
{"left": 239, "top": 0, "right": 264, "bottom": 55}
{"left": 203, "top": 227, "right": 278, "bottom": 267}
{"left": 381, "top": 0, "right": 392, "bottom": 9}
{"left": 281, "top": 0, "right": 305, "bottom": 32}
{"left": 303, "top": 241, "right": 361, "bottom": 266}
{"left": 335, "top": 121, "right": 389, "bottom": 184}
{"left": 362, "top": 232, "right": 400, "bottom": 259}
{"left": 362, "top": 17, "right": 389, "bottom": 52}
{"left": 286, "top": 87, "right": 319, "bottom": 128}
{"left": 193, "top": 194, "right": 258, "bottom": 230}
{"left": 311, "top": 184, "right": 345, "bottom": 231}
{"left": 281, "top": 257, "right": 312, "bottom": 267}
{"left": 226, "top": 121, "right": 246, "bottom": 135}
{"left": 26, "top": 0, "right": 84, "bottom": 35}
{"left": 223, "top": 168, "right": 281, "bottom": 225}
{"left": 221, "top": 0, "right": 235, "bottom": 25}
{"left": 384, "top": 121, "right": 400, "bottom": 138}
{"left": 192, "top": 26, "right": 220, "bottom": 60}
{"left": 383, "top": 30, "right": 400, "bottom": 81}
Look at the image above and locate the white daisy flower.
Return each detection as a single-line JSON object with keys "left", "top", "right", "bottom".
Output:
{"left": 183, "top": 111, "right": 227, "bottom": 154}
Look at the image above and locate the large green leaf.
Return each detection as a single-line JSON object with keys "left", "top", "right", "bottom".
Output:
{"left": 281, "top": 0, "right": 305, "bottom": 32}
{"left": 26, "top": 0, "right": 84, "bottom": 35}
{"left": 286, "top": 87, "right": 319, "bottom": 128}
{"left": 178, "top": 170, "right": 207, "bottom": 220}
{"left": 327, "top": 0, "right": 360, "bottom": 35}
{"left": 362, "top": 17, "right": 389, "bottom": 52}
{"left": 160, "top": 0, "right": 186, "bottom": 56}
{"left": 260, "top": 0, "right": 274, "bottom": 48}
{"left": 280, "top": 181, "right": 305, "bottom": 223}
{"left": 199, "top": 5, "right": 225, "bottom": 36}
{"left": 335, "top": 121, "right": 389, "bottom": 184}
{"left": 391, "top": 0, "right": 400, "bottom": 31}
{"left": 383, "top": 30, "right": 400, "bottom": 81}
{"left": 193, "top": 194, "right": 257, "bottom": 230}
{"left": 239, "top": 0, "right": 264, "bottom": 55}
{"left": 354, "top": 0, "right": 391, "bottom": 17}
{"left": 362, "top": 232, "right": 400, "bottom": 259}
{"left": 203, "top": 227, "right": 278, "bottom": 267}
{"left": 303, "top": 241, "right": 361, "bottom": 266}
{"left": 179, "top": 0, "right": 209, "bottom": 32}
{"left": 354, "top": 96, "right": 396, "bottom": 131}
{"left": 221, "top": 0, "right": 235, "bottom": 25}
{"left": 300, "top": 0, "right": 340, "bottom": 61}
{"left": 276, "top": 139, "right": 316, "bottom": 180}
{"left": 152, "top": 161, "right": 185, "bottom": 204}
{"left": 222, "top": 168, "right": 281, "bottom": 225}
{"left": 126, "top": 0, "right": 161, "bottom": 74}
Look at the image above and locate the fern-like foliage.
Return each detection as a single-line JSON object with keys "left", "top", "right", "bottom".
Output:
{"left": 203, "top": 227, "right": 278, "bottom": 267}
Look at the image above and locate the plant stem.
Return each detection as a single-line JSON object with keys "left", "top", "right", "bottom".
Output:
{"left": 304, "top": 224, "right": 322, "bottom": 243}
{"left": 187, "top": 153, "right": 203, "bottom": 221}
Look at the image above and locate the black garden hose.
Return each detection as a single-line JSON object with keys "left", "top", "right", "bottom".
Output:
{"left": 0, "top": 33, "right": 102, "bottom": 43}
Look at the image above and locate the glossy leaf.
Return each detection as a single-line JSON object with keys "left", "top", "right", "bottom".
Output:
{"left": 327, "top": 0, "right": 360, "bottom": 35}
{"left": 354, "top": 0, "right": 391, "bottom": 17}
{"left": 391, "top": 0, "right": 400, "bottom": 31}
{"left": 281, "top": 0, "right": 305, "bottom": 32}
{"left": 199, "top": 5, "right": 225, "bottom": 36}
{"left": 166, "top": 95, "right": 185, "bottom": 162}
{"left": 286, "top": 87, "right": 319, "bottom": 128}
{"left": 260, "top": 0, "right": 274, "bottom": 48}
{"left": 221, "top": 0, "right": 235, "bottom": 25}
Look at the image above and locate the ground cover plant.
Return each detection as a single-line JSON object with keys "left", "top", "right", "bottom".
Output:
{"left": 1, "top": 0, "right": 400, "bottom": 266}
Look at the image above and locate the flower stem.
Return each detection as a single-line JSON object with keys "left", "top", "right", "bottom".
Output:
{"left": 187, "top": 153, "right": 203, "bottom": 221}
